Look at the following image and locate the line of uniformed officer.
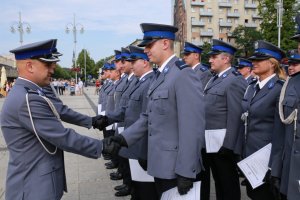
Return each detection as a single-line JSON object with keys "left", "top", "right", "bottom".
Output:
{"left": 1, "top": 39, "right": 119, "bottom": 200}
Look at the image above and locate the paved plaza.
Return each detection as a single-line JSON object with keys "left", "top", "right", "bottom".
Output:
{"left": 0, "top": 86, "right": 250, "bottom": 200}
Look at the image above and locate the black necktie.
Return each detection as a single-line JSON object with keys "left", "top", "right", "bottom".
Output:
{"left": 155, "top": 71, "right": 161, "bottom": 79}
{"left": 253, "top": 84, "right": 260, "bottom": 98}
{"left": 212, "top": 75, "right": 218, "bottom": 82}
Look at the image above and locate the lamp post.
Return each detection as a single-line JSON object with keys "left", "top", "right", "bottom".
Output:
{"left": 65, "top": 14, "right": 84, "bottom": 83}
{"left": 10, "top": 12, "right": 31, "bottom": 45}
{"left": 275, "top": 0, "right": 283, "bottom": 48}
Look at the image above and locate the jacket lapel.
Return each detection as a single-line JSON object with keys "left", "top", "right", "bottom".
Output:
{"left": 205, "top": 68, "right": 231, "bottom": 92}
{"left": 251, "top": 76, "right": 278, "bottom": 104}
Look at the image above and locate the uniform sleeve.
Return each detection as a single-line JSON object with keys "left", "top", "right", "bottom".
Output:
{"left": 174, "top": 68, "right": 205, "bottom": 178}
{"left": 19, "top": 94, "right": 102, "bottom": 159}
{"left": 270, "top": 90, "right": 285, "bottom": 178}
{"left": 223, "top": 77, "right": 246, "bottom": 151}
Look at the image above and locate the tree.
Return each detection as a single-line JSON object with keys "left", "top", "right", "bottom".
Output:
{"left": 53, "top": 64, "right": 73, "bottom": 79}
{"left": 76, "top": 49, "right": 96, "bottom": 81}
{"left": 201, "top": 42, "right": 212, "bottom": 64}
{"left": 258, "top": 0, "right": 298, "bottom": 51}
{"left": 231, "top": 25, "right": 263, "bottom": 57}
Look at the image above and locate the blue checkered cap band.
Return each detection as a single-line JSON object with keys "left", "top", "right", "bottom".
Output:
{"left": 184, "top": 46, "right": 202, "bottom": 54}
{"left": 212, "top": 45, "right": 235, "bottom": 55}
{"left": 239, "top": 61, "right": 253, "bottom": 67}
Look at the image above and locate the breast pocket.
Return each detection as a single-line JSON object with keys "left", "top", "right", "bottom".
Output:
{"left": 206, "top": 89, "right": 225, "bottom": 104}
{"left": 152, "top": 90, "right": 169, "bottom": 115}
{"left": 129, "top": 94, "right": 141, "bottom": 111}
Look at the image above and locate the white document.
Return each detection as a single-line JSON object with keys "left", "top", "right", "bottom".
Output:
{"left": 161, "top": 181, "right": 201, "bottom": 200}
{"left": 129, "top": 159, "right": 154, "bottom": 182}
{"left": 100, "top": 110, "right": 106, "bottom": 115}
{"left": 118, "top": 127, "right": 124, "bottom": 134}
{"left": 237, "top": 143, "right": 272, "bottom": 189}
{"left": 97, "top": 104, "right": 102, "bottom": 115}
{"left": 205, "top": 129, "right": 226, "bottom": 153}
{"left": 106, "top": 124, "right": 113, "bottom": 130}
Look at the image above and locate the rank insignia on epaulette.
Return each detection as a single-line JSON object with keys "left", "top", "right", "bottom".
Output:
{"left": 222, "top": 73, "right": 228, "bottom": 78}
{"left": 277, "top": 79, "right": 285, "bottom": 85}
{"left": 200, "top": 66, "right": 208, "bottom": 72}
{"left": 232, "top": 70, "right": 241, "bottom": 76}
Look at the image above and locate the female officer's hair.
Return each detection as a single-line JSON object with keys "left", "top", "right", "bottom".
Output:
{"left": 269, "top": 57, "right": 286, "bottom": 80}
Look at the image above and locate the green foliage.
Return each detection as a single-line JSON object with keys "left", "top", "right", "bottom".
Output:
{"left": 231, "top": 25, "right": 263, "bottom": 57}
{"left": 201, "top": 42, "right": 212, "bottom": 64}
{"left": 258, "top": 0, "right": 298, "bottom": 51}
{"left": 76, "top": 49, "right": 96, "bottom": 81}
{"left": 53, "top": 64, "right": 73, "bottom": 79}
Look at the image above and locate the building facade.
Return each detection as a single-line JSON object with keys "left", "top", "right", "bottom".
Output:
{"left": 173, "top": 0, "right": 261, "bottom": 50}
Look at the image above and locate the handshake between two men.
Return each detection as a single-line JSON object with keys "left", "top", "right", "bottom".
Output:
{"left": 91, "top": 115, "right": 196, "bottom": 196}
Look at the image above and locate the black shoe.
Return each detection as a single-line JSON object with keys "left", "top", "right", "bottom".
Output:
{"left": 103, "top": 154, "right": 112, "bottom": 160}
{"left": 114, "top": 184, "right": 127, "bottom": 191}
{"left": 115, "top": 186, "right": 131, "bottom": 197}
{"left": 106, "top": 163, "right": 118, "bottom": 169}
{"left": 105, "top": 161, "right": 113, "bottom": 167}
{"left": 110, "top": 171, "right": 120, "bottom": 177}
{"left": 110, "top": 172, "right": 123, "bottom": 180}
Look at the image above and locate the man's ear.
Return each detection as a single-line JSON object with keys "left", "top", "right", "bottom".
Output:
{"left": 25, "top": 60, "right": 34, "bottom": 73}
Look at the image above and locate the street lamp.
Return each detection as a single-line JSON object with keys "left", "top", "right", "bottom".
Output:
{"left": 65, "top": 14, "right": 84, "bottom": 83}
{"left": 10, "top": 12, "right": 31, "bottom": 45}
{"left": 275, "top": 0, "right": 284, "bottom": 48}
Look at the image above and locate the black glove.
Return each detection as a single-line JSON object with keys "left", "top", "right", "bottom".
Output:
{"left": 263, "top": 169, "right": 281, "bottom": 200}
{"left": 138, "top": 159, "right": 147, "bottom": 171}
{"left": 177, "top": 175, "right": 194, "bottom": 195}
{"left": 102, "top": 138, "right": 121, "bottom": 156}
{"left": 109, "top": 134, "right": 128, "bottom": 147}
{"left": 92, "top": 115, "right": 109, "bottom": 131}
{"left": 218, "top": 146, "right": 233, "bottom": 158}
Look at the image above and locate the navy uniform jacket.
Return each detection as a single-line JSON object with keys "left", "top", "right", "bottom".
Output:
{"left": 0, "top": 78, "right": 102, "bottom": 200}
{"left": 239, "top": 75, "right": 284, "bottom": 178}
{"left": 121, "top": 56, "right": 205, "bottom": 179}
{"left": 43, "top": 85, "right": 92, "bottom": 128}
{"left": 280, "top": 72, "right": 300, "bottom": 198}
{"left": 104, "top": 81, "right": 115, "bottom": 113}
{"left": 204, "top": 67, "right": 247, "bottom": 154}
{"left": 194, "top": 64, "right": 212, "bottom": 88}
{"left": 99, "top": 80, "right": 112, "bottom": 112}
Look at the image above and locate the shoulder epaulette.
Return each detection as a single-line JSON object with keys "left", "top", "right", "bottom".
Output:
{"left": 249, "top": 79, "right": 258, "bottom": 85}
{"left": 277, "top": 79, "right": 285, "bottom": 85}
{"left": 24, "top": 87, "right": 39, "bottom": 95}
{"left": 175, "top": 60, "right": 189, "bottom": 70}
{"left": 232, "top": 70, "right": 241, "bottom": 76}
{"left": 200, "top": 65, "right": 208, "bottom": 72}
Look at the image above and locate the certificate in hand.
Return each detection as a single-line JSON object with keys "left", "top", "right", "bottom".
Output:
{"left": 205, "top": 129, "right": 226, "bottom": 153}
{"left": 161, "top": 181, "right": 201, "bottom": 200}
{"left": 237, "top": 143, "right": 272, "bottom": 189}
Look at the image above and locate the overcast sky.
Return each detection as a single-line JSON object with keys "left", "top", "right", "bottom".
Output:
{"left": 0, "top": 0, "right": 172, "bottom": 68}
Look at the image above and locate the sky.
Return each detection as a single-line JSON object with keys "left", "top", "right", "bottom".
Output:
{"left": 0, "top": 0, "right": 172, "bottom": 68}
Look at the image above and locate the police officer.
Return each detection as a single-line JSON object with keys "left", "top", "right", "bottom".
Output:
{"left": 204, "top": 39, "right": 247, "bottom": 200}
{"left": 235, "top": 58, "right": 256, "bottom": 84}
{"left": 0, "top": 39, "right": 119, "bottom": 200}
{"left": 240, "top": 40, "right": 286, "bottom": 200}
{"left": 278, "top": 52, "right": 300, "bottom": 200}
{"left": 96, "top": 46, "right": 157, "bottom": 199}
{"left": 107, "top": 23, "right": 205, "bottom": 198}
{"left": 182, "top": 41, "right": 212, "bottom": 87}
{"left": 181, "top": 41, "right": 211, "bottom": 200}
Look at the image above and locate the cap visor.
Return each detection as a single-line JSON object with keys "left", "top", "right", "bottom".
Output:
{"left": 38, "top": 57, "right": 60, "bottom": 62}
{"left": 138, "top": 39, "right": 158, "bottom": 47}
{"left": 288, "top": 58, "right": 300, "bottom": 64}
{"left": 291, "top": 34, "right": 300, "bottom": 41}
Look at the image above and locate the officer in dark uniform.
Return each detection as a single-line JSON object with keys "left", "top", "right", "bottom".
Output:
{"left": 278, "top": 52, "right": 300, "bottom": 200}
{"left": 107, "top": 23, "right": 205, "bottom": 198}
{"left": 0, "top": 39, "right": 118, "bottom": 200}
{"left": 182, "top": 41, "right": 212, "bottom": 87}
{"left": 204, "top": 39, "right": 247, "bottom": 200}
{"left": 235, "top": 58, "right": 256, "bottom": 84}
{"left": 240, "top": 40, "right": 286, "bottom": 200}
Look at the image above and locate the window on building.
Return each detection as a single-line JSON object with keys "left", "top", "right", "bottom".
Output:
{"left": 200, "top": 8, "right": 204, "bottom": 12}
{"left": 245, "top": 9, "right": 249, "bottom": 14}
{"left": 208, "top": 17, "right": 212, "bottom": 23}
{"left": 234, "top": 9, "right": 238, "bottom": 13}
{"left": 227, "top": 19, "right": 232, "bottom": 23}
{"left": 207, "top": 8, "right": 212, "bottom": 13}
{"left": 192, "top": 7, "right": 196, "bottom": 13}
{"left": 220, "top": 28, "right": 223, "bottom": 33}
{"left": 245, "top": 19, "right": 249, "bottom": 23}
{"left": 234, "top": 0, "right": 239, "bottom": 4}
{"left": 208, "top": 28, "right": 213, "bottom": 32}
{"left": 219, "top": 18, "right": 223, "bottom": 23}
{"left": 191, "top": 17, "right": 196, "bottom": 22}
{"left": 219, "top": 8, "right": 223, "bottom": 13}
